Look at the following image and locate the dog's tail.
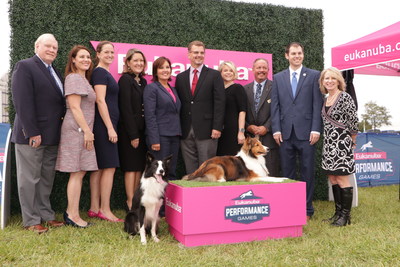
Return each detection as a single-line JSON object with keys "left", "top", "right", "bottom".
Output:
{"left": 124, "top": 211, "right": 139, "bottom": 235}
{"left": 183, "top": 161, "right": 225, "bottom": 182}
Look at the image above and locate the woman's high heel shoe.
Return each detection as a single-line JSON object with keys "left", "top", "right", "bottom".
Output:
{"left": 87, "top": 210, "right": 98, "bottom": 218}
{"left": 97, "top": 211, "right": 124, "bottom": 222}
{"left": 64, "top": 212, "right": 93, "bottom": 228}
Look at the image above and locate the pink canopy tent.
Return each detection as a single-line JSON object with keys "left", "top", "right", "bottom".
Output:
{"left": 332, "top": 21, "right": 400, "bottom": 76}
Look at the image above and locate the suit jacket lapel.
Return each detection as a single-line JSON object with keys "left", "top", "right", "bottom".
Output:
{"left": 193, "top": 66, "right": 207, "bottom": 98}
{"left": 258, "top": 80, "right": 270, "bottom": 110}
{"left": 182, "top": 69, "right": 192, "bottom": 100}
{"left": 283, "top": 69, "right": 294, "bottom": 100}
{"left": 130, "top": 75, "right": 143, "bottom": 96}
{"left": 246, "top": 82, "right": 257, "bottom": 118}
{"left": 172, "top": 87, "right": 181, "bottom": 111}
{"left": 157, "top": 82, "right": 179, "bottom": 111}
{"left": 295, "top": 68, "right": 308, "bottom": 98}
{"left": 34, "top": 55, "right": 63, "bottom": 97}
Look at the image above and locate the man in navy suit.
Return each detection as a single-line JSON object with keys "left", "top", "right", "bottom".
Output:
{"left": 11, "top": 33, "right": 66, "bottom": 233}
{"left": 176, "top": 41, "right": 225, "bottom": 174}
{"left": 271, "top": 42, "right": 323, "bottom": 219}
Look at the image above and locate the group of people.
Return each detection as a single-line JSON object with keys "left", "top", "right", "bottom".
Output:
{"left": 11, "top": 34, "right": 358, "bottom": 234}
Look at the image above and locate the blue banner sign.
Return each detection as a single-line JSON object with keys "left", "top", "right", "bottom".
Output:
{"left": 355, "top": 133, "right": 400, "bottom": 187}
{"left": 0, "top": 123, "right": 11, "bottom": 229}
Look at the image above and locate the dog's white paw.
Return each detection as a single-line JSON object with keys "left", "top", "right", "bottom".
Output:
{"left": 153, "top": 236, "right": 160, "bottom": 243}
{"left": 140, "top": 235, "right": 147, "bottom": 245}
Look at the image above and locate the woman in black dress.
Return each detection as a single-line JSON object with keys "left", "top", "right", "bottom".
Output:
{"left": 320, "top": 67, "right": 358, "bottom": 227}
{"left": 88, "top": 41, "right": 123, "bottom": 222}
{"left": 118, "top": 49, "right": 147, "bottom": 210}
{"left": 217, "top": 61, "right": 247, "bottom": 156}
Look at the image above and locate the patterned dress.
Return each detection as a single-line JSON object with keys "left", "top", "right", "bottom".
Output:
{"left": 321, "top": 91, "right": 358, "bottom": 175}
{"left": 56, "top": 73, "right": 98, "bottom": 172}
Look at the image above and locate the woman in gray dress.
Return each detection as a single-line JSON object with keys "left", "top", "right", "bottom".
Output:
{"left": 56, "top": 45, "right": 97, "bottom": 227}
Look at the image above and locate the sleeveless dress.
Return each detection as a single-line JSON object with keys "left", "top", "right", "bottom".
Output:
{"left": 91, "top": 67, "right": 120, "bottom": 169}
{"left": 56, "top": 73, "right": 97, "bottom": 172}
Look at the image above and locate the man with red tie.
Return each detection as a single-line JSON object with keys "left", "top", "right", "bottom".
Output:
{"left": 175, "top": 40, "right": 225, "bottom": 175}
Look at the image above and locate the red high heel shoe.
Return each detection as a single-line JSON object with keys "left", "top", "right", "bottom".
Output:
{"left": 87, "top": 210, "right": 98, "bottom": 218}
{"left": 97, "top": 211, "right": 124, "bottom": 222}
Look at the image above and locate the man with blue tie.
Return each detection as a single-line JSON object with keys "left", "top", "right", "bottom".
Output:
{"left": 11, "top": 33, "right": 66, "bottom": 233}
{"left": 271, "top": 42, "right": 323, "bottom": 220}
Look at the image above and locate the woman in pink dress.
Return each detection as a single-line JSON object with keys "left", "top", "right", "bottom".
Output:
{"left": 56, "top": 45, "right": 97, "bottom": 228}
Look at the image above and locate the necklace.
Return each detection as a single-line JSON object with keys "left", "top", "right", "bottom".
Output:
{"left": 326, "top": 90, "right": 340, "bottom": 105}
{"left": 224, "top": 81, "right": 234, "bottom": 89}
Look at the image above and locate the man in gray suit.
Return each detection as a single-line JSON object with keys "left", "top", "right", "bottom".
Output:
{"left": 244, "top": 58, "right": 280, "bottom": 177}
{"left": 11, "top": 33, "right": 66, "bottom": 233}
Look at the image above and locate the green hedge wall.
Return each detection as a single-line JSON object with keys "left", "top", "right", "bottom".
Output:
{"left": 8, "top": 0, "right": 326, "bottom": 214}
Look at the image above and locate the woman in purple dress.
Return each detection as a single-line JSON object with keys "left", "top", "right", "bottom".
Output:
{"left": 56, "top": 45, "right": 97, "bottom": 227}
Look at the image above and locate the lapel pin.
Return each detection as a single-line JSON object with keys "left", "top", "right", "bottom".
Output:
{"left": 303, "top": 73, "right": 307, "bottom": 77}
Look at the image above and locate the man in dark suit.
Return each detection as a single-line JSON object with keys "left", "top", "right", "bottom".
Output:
{"left": 271, "top": 42, "right": 323, "bottom": 219}
{"left": 175, "top": 40, "right": 225, "bottom": 174}
{"left": 244, "top": 58, "right": 280, "bottom": 177}
{"left": 11, "top": 33, "right": 66, "bottom": 233}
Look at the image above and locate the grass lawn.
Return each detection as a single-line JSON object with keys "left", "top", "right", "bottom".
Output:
{"left": 1, "top": 185, "right": 399, "bottom": 266}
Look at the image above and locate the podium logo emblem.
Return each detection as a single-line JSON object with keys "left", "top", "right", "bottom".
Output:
{"left": 225, "top": 190, "right": 270, "bottom": 224}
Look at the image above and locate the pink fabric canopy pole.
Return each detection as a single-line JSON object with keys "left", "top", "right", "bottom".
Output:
{"left": 332, "top": 21, "right": 400, "bottom": 76}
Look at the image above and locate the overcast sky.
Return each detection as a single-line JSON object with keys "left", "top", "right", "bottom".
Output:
{"left": 1, "top": 1, "right": 399, "bottom": 129}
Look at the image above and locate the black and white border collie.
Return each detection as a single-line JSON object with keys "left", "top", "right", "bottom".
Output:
{"left": 124, "top": 152, "right": 172, "bottom": 245}
{"left": 183, "top": 136, "right": 287, "bottom": 183}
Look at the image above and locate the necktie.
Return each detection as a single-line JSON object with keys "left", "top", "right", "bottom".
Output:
{"left": 191, "top": 69, "right": 198, "bottom": 95}
{"left": 254, "top": 83, "right": 262, "bottom": 113}
{"left": 48, "top": 65, "right": 63, "bottom": 94}
{"left": 291, "top": 72, "right": 298, "bottom": 97}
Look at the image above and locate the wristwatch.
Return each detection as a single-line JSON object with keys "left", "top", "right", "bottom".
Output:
{"left": 239, "top": 128, "right": 245, "bottom": 133}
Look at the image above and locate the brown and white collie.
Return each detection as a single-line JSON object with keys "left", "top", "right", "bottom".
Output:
{"left": 183, "top": 136, "right": 287, "bottom": 183}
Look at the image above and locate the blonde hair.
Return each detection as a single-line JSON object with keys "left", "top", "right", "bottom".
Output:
{"left": 319, "top": 67, "right": 346, "bottom": 94}
{"left": 218, "top": 61, "right": 238, "bottom": 80}
{"left": 123, "top": 48, "right": 147, "bottom": 76}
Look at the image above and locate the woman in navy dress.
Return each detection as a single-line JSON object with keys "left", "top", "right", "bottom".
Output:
{"left": 118, "top": 48, "right": 148, "bottom": 210}
{"left": 217, "top": 61, "right": 247, "bottom": 156}
{"left": 88, "top": 41, "right": 122, "bottom": 222}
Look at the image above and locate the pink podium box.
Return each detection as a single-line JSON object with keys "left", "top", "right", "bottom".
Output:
{"left": 165, "top": 181, "right": 306, "bottom": 247}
